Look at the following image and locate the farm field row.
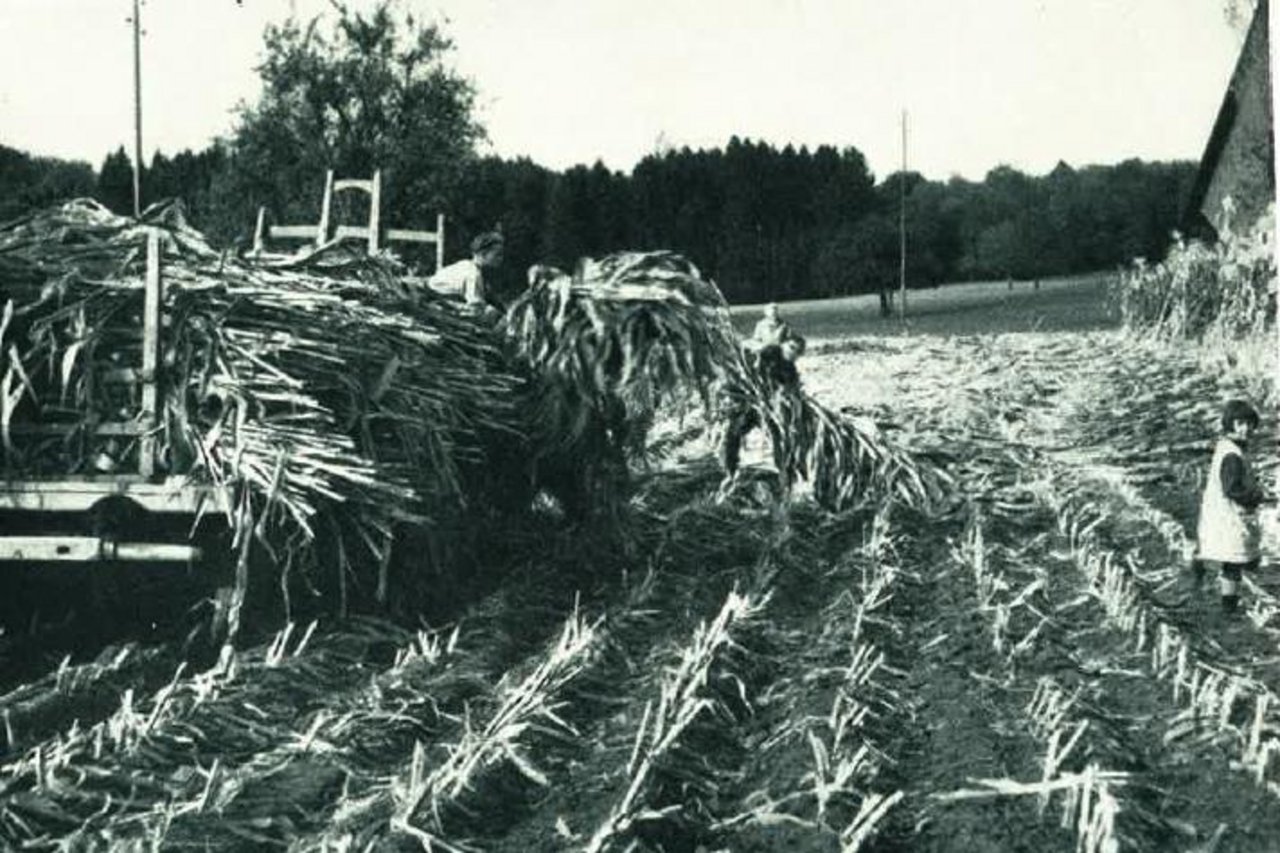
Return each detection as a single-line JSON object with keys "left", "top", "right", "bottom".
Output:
{"left": 0, "top": 328, "right": 1275, "bottom": 851}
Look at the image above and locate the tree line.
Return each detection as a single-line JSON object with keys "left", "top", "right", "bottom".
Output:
{"left": 3, "top": 3, "right": 1197, "bottom": 307}
{"left": 0, "top": 145, "right": 96, "bottom": 221}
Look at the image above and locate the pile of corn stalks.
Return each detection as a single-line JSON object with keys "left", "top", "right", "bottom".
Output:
{"left": 505, "top": 251, "right": 738, "bottom": 459}
{"left": 1112, "top": 201, "right": 1276, "bottom": 340}
{"left": 1, "top": 200, "right": 944, "bottom": 638}
{"left": 724, "top": 350, "right": 948, "bottom": 512}
{"left": 507, "top": 251, "right": 946, "bottom": 513}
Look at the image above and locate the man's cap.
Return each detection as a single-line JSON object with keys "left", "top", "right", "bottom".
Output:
{"left": 470, "top": 231, "right": 504, "bottom": 255}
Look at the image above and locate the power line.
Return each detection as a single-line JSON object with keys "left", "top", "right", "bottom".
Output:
{"left": 129, "top": 0, "right": 143, "bottom": 218}
{"left": 898, "top": 109, "right": 908, "bottom": 321}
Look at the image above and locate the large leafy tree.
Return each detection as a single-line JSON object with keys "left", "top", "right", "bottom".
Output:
{"left": 213, "top": 1, "right": 483, "bottom": 248}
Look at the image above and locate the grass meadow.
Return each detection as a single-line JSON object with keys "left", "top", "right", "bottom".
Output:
{"left": 730, "top": 273, "right": 1118, "bottom": 340}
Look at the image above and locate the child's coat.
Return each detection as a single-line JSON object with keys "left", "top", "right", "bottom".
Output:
{"left": 1197, "top": 437, "right": 1261, "bottom": 563}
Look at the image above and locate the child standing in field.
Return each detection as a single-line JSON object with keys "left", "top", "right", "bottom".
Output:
{"left": 1196, "top": 399, "right": 1274, "bottom": 614}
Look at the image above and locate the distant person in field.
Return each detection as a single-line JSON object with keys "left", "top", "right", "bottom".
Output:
{"left": 750, "top": 302, "right": 793, "bottom": 349}
{"left": 427, "top": 230, "right": 504, "bottom": 310}
{"left": 1195, "top": 399, "right": 1274, "bottom": 615}
{"left": 719, "top": 331, "right": 807, "bottom": 494}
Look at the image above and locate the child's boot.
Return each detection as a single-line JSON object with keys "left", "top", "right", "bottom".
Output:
{"left": 1221, "top": 565, "right": 1242, "bottom": 617}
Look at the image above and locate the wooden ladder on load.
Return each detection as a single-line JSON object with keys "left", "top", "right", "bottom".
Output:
{"left": 252, "top": 170, "right": 445, "bottom": 269}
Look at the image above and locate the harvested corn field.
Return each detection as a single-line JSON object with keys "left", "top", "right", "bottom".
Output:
{"left": 1, "top": 264, "right": 1277, "bottom": 850}
{"left": 5, "top": 0, "right": 1275, "bottom": 848}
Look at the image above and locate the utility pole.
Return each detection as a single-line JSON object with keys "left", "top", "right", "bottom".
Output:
{"left": 898, "top": 109, "right": 908, "bottom": 320}
{"left": 131, "top": 0, "right": 143, "bottom": 218}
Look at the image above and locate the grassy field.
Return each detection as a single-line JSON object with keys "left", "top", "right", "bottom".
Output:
{"left": 729, "top": 273, "right": 1118, "bottom": 340}
{"left": 2, "top": 274, "right": 1278, "bottom": 851}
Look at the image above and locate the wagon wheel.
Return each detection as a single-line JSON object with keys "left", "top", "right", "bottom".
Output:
{"left": 83, "top": 496, "right": 232, "bottom": 661}
{"left": 67, "top": 495, "right": 154, "bottom": 654}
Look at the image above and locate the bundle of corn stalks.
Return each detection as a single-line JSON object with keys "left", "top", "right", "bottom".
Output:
{"left": 505, "top": 249, "right": 946, "bottom": 513}
{"left": 1, "top": 199, "right": 531, "bottom": 625}
{"left": 504, "top": 251, "right": 737, "bottom": 465}
{"left": 1112, "top": 200, "right": 1276, "bottom": 340}
{"left": 723, "top": 351, "right": 948, "bottom": 512}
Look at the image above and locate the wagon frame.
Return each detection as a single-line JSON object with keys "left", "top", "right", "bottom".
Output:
{"left": 0, "top": 230, "right": 226, "bottom": 565}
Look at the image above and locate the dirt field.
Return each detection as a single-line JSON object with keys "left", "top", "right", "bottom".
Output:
{"left": 1, "top": 285, "right": 1277, "bottom": 851}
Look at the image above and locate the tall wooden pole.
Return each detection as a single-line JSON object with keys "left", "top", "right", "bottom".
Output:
{"left": 131, "top": 0, "right": 143, "bottom": 218}
{"left": 898, "top": 109, "right": 908, "bottom": 320}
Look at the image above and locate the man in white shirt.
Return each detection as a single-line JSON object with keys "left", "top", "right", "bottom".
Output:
{"left": 749, "top": 303, "right": 793, "bottom": 350}
{"left": 428, "top": 230, "right": 504, "bottom": 308}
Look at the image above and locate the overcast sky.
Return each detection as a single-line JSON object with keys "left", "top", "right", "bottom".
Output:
{"left": 0, "top": 0, "right": 1250, "bottom": 181}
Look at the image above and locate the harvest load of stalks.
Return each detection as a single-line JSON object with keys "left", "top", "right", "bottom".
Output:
{"left": 509, "top": 252, "right": 946, "bottom": 513}
{"left": 723, "top": 349, "right": 948, "bottom": 512}
{"left": 1, "top": 199, "right": 530, "bottom": 627}
{"left": 1, "top": 199, "right": 941, "bottom": 640}
{"left": 504, "top": 251, "right": 740, "bottom": 513}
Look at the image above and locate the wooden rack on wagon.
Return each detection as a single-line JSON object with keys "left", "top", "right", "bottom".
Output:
{"left": 0, "top": 230, "right": 225, "bottom": 565}
{"left": 252, "top": 169, "right": 446, "bottom": 268}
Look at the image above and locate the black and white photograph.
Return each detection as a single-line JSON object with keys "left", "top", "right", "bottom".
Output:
{"left": 0, "top": 0, "right": 1277, "bottom": 849}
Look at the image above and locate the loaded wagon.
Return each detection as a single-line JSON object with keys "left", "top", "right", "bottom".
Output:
{"left": 0, "top": 195, "right": 498, "bottom": 649}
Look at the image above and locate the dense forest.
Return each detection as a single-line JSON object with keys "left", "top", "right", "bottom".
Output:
{"left": 0, "top": 146, "right": 96, "bottom": 221}
{"left": 1, "top": 140, "right": 1197, "bottom": 307}
{"left": 1, "top": 4, "right": 1197, "bottom": 307}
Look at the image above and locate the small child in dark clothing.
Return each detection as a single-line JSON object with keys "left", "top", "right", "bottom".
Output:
{"left": 1195, "top": 399, "right": 1273, "bottom": 613}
